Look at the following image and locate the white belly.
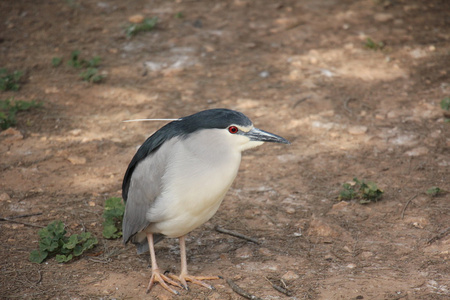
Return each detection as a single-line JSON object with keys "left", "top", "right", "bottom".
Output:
{"left": 146, "top": 134, "right": 242, "bottom": 237}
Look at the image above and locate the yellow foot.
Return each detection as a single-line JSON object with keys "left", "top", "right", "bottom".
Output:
{"left": 169, "top": 273, "right": 222, "bottom": 290}
{"left": 147, "top": 269, "right": 183, "bottom": 295}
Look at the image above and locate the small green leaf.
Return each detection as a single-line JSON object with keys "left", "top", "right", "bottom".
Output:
{"left": 126, "top": 17, "right": 158, "bottom": 37}
{"left": 52, "top": 57, "right": 63, "bottom": 67}
{"left": 426, "top": 187, "right": 441, "bottom": 196}
{"left": 29, "top": 249, "right": 48, "bottom": 264}
{"left": 64, "top": 234, "right": 79, "bottom": 250}
{"left": 68, "top": 50, "right": 82, "bottom": 68}
{"left": 441, "top": 97, "right": 450, "bottom": 111}
{"left": 338, "top": 177, "right": 383, "bottom": 203}
{"left": 56, "top": 254, "right": 73, "bottom": 263}
{"left": 0, "top": 68, "right": 23, "bottom": 91}
{"left": 103, "top": 221, "right": 121, "bottom": 239}
{"left": 102, "top": 197, "right": 125, "bottom": 239}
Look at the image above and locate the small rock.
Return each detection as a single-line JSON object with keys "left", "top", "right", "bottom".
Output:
{"left": 360, "top": 251, "right": 374, "bottom": 258}
{"left": 309, "top": 56, "right": 318, "bottom": 64}
{"left": 285, "top": 207, "right": 295, "bottom": 214}
{"left": 128, "top": 14, "right": 145, "bottom": 24}
{"left": 67, "top": 155, "right": 87, "bottom": 165}
{"left": 405, "top": 146, "right": 429, "bottom": 157}
{"left": 235, "top": 247, "right": 252, "bottom": 259}
{"left": 0, "top": 192, "right": 11, "bottom": 201}
{"left": 330, "top": 201, "right": 349, "bottom": 213}
{"left": 258, "top": 248, "right": 272, "bottom": 256}
{"left": 69, "top": 129, "right": 82, "bottom": 136}
{"left": 259, "top": 71, "right": 270, "bottom": 78}
{"left": 409, "top": 48, "right": 427, "bottom": 59}
{"left": 307, "top": 218, "right": 338, "bottom": 237}
{"left": 281, "top": 270, "right": 299, "bottom": 281}
{"left": 44, "top": 87, "right": 59, "bottom": 94}
{"left": 348, "top": 125, "right": 368, "bottom": 135}
{"left": 1, "top": 127, "right": 23, "bottom": 138}
{"left": 88, "top": 201, "right": 96, "bottom": 207}
{"left": 0, "top": 127, "right": 23, "bottom": 144}
{"left": 373, "top": 13, "right": 394, "bottom": 22}
{"left": 346, "top": 263, "right": 356, "bottom": 269}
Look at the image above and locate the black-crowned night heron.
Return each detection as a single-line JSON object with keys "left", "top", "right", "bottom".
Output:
{"left": 122, "top": 108, "right": 289, "bottom": 294}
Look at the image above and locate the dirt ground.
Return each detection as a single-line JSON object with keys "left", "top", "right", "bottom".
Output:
{"left": 1, "top": 0, "right": 449, "bottom": 299}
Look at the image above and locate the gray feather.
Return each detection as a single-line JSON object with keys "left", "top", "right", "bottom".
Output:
{"left": 122, "top": 138, "right": 179, "bottom": 245}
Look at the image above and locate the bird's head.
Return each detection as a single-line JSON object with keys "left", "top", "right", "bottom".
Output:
{"left": 178, "top": 109, "right": 290, "bottom": 152}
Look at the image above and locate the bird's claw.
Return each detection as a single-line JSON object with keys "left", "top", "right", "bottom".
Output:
{"left": 169, "top": 273, "right": 220, "bottom": 290}
{"left": 147, "top": 269, "right": 182, "bottom": 295}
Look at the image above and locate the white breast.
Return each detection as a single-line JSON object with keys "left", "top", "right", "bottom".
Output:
{"left": 146, "top": 129, "right": 242, "bottom": 238}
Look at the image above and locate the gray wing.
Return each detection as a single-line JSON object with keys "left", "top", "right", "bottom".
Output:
{"left": 122, "top": 150, "right": 167, "bottom": 253}
{"left": 122, "top": 123, "right": 183, "bottom": 249}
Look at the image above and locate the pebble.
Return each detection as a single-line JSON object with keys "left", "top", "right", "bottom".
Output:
{"left": 67, "top": 155, "right": 87, "bottom": 165}
{"left": 307, "top": 218, "right": 338, "bottom": 237}
{"left": 258, "top": 248, "right": 272, "bottom": 256}
{"left": 0, "top": 128, "right": 23, "bottom": 143}
{"left": 285, "top": 207, "right": 295, "bottom": 214}
{"left": 330, "top": 201, "right": 349, "bottom": 212}
{"left": 281, "top": 270, "right": 299, "bottom": 281}
{"left": 348, "top": 125, "right": 368, "bottom": 135}
{"left": 128, "top": 14, "right": 145, "bottom": 24}
{"left": 373, "top": 13, "right": 394, "bottom": 22}
{"left": 346, "top": 263, "right": 357, "bottom": 269}
{"left": 259, "top": 71, "right": 270, "bottom": 78}
{"left": 404, "top": 146, "right": 429, "bottom": 157}
{"left": 235, "top": 246, "right": 252, "bottom": 259}
{"left": 0, "top": 192, "right": 11, "bottom": 201}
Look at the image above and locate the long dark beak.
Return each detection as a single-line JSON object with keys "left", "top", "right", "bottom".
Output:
{"left": 244, "top": 127, "right": 290, "bottom": 144}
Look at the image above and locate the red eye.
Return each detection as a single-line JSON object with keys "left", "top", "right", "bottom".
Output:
{"left": 228, "top": 126, "right": 238, "bottom": 134}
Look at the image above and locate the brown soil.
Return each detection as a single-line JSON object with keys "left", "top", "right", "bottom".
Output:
{"left": 1, "top": 0, "right": 449, "bottom": 299}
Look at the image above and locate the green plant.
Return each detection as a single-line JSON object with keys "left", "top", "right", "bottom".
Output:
{"left": 29, "top": 220, "right": 98, "bottom": 263}
{"left": 175, "top": 12, "right": 184, "bottom": 19}
{"left": 67, "top": 50, "right": 83, "bottom": 68}
{"left": 52, "top": 57, "right": 63, "bottom": 67}
{"left": 80, "top": 68, "right": 105, "bottom": 83}
{"left": 425, "top": 186, "right": 447, "bottom": 197}
{"left": 67, "top": 50, "right": 105, "bottom": 83}
{"left": 126, "top": 17, "right": 158, "bottom": 37}
{"left": 441, "top": 97, "right": 450, "bottom": 122}
{"left": 0, "top": 98, "right": 42, "bottom": 130}
{"left": 364, "top": 37, "right": 385, "bottom": 51}
{"left": 441, "top": 97, "right": 450, "bottom": 111}
{"left": 0, "top": 68, "right": 23, "bottom": 91}
{"left": 102, "top": 197, "right": 125, "bottom": 239}
{"left": 338, "top": 177, "right": 384, "bottom": 204}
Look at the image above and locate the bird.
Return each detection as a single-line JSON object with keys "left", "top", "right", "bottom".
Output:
{"left": 122, "top": 108, "right": 290, "bottom": 294}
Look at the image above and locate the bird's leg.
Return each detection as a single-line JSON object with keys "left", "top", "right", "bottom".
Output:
{"left": 146, "top": 233, "right": 182, "bottom": 295}
{"left": 169, "top": 235, "right": 221, "bottom": 290}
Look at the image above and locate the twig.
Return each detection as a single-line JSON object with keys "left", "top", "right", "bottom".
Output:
{"left": 344, "top": 97, "right": 355, "bottom": 114}
{"left": 271, "top": 283, "right": 292, "bottom": 296}
{"left": 293, "top": 96, "right": 311, "bottom": 108}
{"left": 0, "top": 217, "right": 44, "bottom": 228}
{"left": 427, "top": 227, "right": 450, "bottom": 245}
{"left": 226, "top": 279, "right": 263, "bottom": 300}
{"left": 401, "top": 194, "right": 418, "bottom": 219}
{"left": 215, "top": 226, "right": 260, "bottom": 244}
{"left": 1, "top": 212, "right": 42, "bottom": 219}
{"left": 264, "top": 277, "right": 292, "bottom": 296}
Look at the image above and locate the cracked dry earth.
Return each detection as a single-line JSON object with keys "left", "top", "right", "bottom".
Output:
{"left": 0, "top": 0, "right": 449, "bottom": 299}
